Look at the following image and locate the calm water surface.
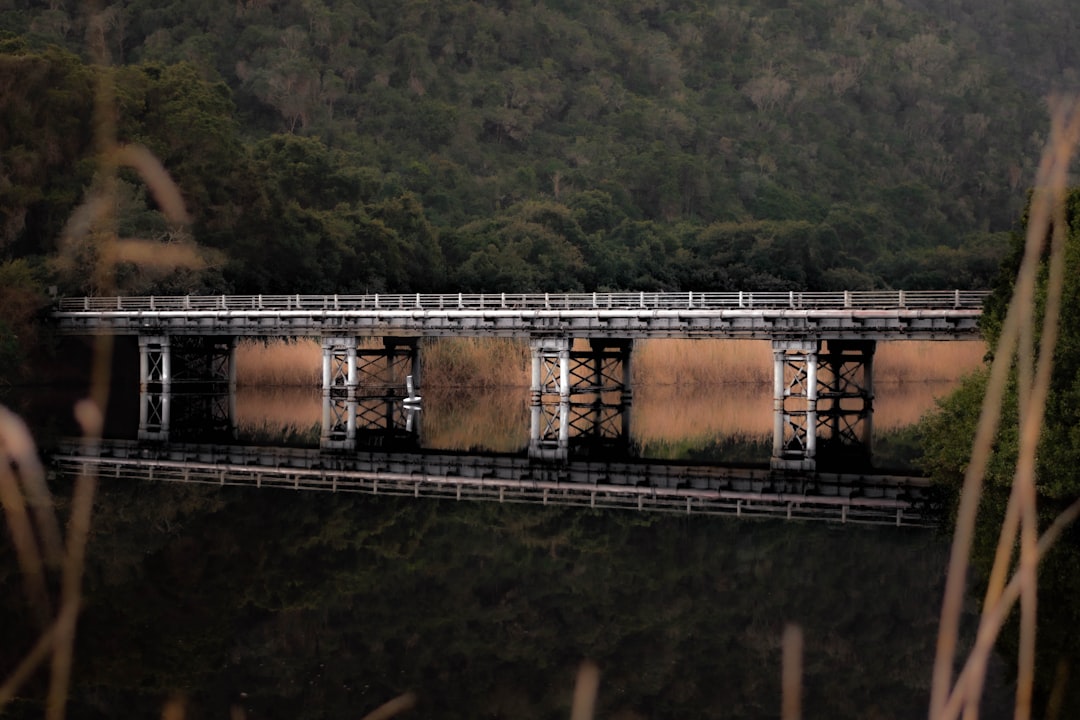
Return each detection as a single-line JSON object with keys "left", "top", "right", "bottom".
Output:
{"left": 2, "top": 379, "right": 1015, "bottom": 719}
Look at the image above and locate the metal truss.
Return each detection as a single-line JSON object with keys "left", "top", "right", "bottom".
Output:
{"left": 320, "top": 394, "right": 420, "bottom": 449}
{"left": 530, "top": 337, "right": 632, "bottom": 399}
{"left": 323, "top": 337, "right": 420, "bottom": 397}
{"left": 138, "top": 390, "right": 235, "bottom": 442}
{"left": 138, "top": 391, "right": 169, "bottom": 440}
{"left": 138, "top": 336, "right": 170, "bottom": 388}
{"left": 169, "top": 336, "right": 235, "bottom": 384}
{"left": 771, "top": 339, "right": 876, "bottom": 470}
{"left": 529, "top": 397, "right": 632, "bottom": 460}
{"left": 816, "top": 340, "right": 874, "bottom": 452}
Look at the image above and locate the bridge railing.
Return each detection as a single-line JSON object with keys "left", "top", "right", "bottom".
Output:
{"left": 54, "top": 290, "right": 990, "bottom": 313}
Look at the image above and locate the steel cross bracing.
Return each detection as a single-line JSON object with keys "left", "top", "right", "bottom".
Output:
{"left": 53, "top": 290, "right": 987, "bottom": 341}
{"left": 322, "top": 396, "right": 420, "bottom": 449}
{"left": 817, "top": 342, "right": 875, "bottom": 453}
{"left": 138, "top": 390, "right": 236, "bottom": 442}
{"left": 530, "top": 400, "right": 628, "bottom": 443}
{"left": 168, "top": 336, "right": 234, "bottom": 383}
{"left": 138, "top": 392, "right": 169, "bottom": 440}
{"left": 322, "top": 337, "right": 420, "bottom": 398}
{"left": 771, "top": 340, "right": 878, "bottom": 470}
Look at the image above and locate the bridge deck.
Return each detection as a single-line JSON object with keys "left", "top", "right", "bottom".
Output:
{"left": 53, "top": 291, "right": 987, "bottom": 340}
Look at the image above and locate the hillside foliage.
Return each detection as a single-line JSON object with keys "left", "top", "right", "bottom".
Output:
{"left": 4, "top": 0, "right": 1077, "bottom": 300}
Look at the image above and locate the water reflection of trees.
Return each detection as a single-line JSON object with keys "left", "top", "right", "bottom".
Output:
{"left": 1, "top": 483, "right": 970, "bottom": 719}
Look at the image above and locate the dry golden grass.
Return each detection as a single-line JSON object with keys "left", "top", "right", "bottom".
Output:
{"left": 874, "top": 341, "right": 986, "bottom": 383}
{"left": 4, "top": 23, "right": 1078, "bottom": 717}
{"left": 629, "top": 380, "right": 962, "bottom": 445}
{"left": 634, "top": 338, "right": 985, "bottom": 386}
{"left": 236, "top": 338, "right": 986, "bottom": 389}
{"left": 236, "top": 339, "right": 323, "bottom": 387}
{"left": 419, "top": 337, "right": 530, "bottom": 388}
{"left": 633, "top": 339, "right": 772, "bottom": 384}
{"left": 632, "top": 384, "right": 772, "bottom": 442}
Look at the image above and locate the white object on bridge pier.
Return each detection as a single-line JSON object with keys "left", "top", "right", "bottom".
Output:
{"left": 404, "top": 375, "right": 421, "bottom": 406}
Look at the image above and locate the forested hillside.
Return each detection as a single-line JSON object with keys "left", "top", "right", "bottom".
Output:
{"left": 2, "top": 0, "right": 1077, "bottom": 298}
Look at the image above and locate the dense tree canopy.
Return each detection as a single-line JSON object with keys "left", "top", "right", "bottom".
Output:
{"left": 5, "top": 0, "right": 1076, "bottom": 301}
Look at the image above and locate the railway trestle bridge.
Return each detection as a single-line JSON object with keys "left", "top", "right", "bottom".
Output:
{"left": 52, "top": 290, "right": 987, "bottom": 470}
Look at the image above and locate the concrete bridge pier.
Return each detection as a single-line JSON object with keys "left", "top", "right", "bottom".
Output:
{"left": 529, "top": 337, "right": 571, "bottom": 403}
{"left": 529, "top": 400, "right": 570, "bottom": 461}
{"left": 136, "top": 334, "right": 237, "bottom": 442}
{"left": 320, "top": 393, "right": 419, "bottom": 450}
{"left": 771, "top": 339, "right": 877, "bottom": 471}
{"left": 320, "top": 336, "right": 421, "bottom": 449}
{"left": 137, "top": 388, "right": 236, "bottom": 442}
{"left": 138, "top": 335, "right": 237, "bottom": 390}
{"left": 321, "top": 336, "right": 358, "bottom": 396}
{"left": 528, "top": 337, "right": 634, "bottom": 460}
{"left": 323, "top": 336, "right": 421, "bottom": 397}
{"left": 772, "top": 340, "right": 820, "bottom": 471}
{"left": 138, "top": 336, "right": 172, "bottom": 391}
{"left": 138, "top": 389, "right": 170, "bottom": 441}
{"left": 529, "top": 337, "right": 633, "bottom": 400}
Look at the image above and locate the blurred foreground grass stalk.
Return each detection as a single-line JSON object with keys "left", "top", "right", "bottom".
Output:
{"left": 929, "top": 95, "right": 1080, "bottom": 720}
{"left": 0, "top": 6, "right": 196, "bottom": 719}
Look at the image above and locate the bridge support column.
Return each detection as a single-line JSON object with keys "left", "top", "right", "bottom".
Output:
{"left": 771, "top": 340, "right": 820, "bottom": 471}
{"left": 771, "top": 339, "right": 877, "bottom": 471}
{"left": 320, "top": 336, "right": 422, "bottom": 449}
{"left": 136, "top": 335, "right": 237, "bottom": 441}
{"left": 321, "top": 337, "right": 358, "bottom": 396}
{"left": 817, "top": 340, "right": 875, "bottom": 462}
{"left": 138, "top": 336, "right": 171, "bottom": 391}
{"left": 528, "top": 337, "right": 634, "bottom": 459}
{"left": 321, "top": 394, "right": 358, "bottom": 449}
{"left": 320, "top": 393, "right": 420, "bottom": 450}
{"left": 137, "top": 388, "right": 236, "bottom": 442}
{"left": 138, "top": 389, "right": 171, "bottom": 441}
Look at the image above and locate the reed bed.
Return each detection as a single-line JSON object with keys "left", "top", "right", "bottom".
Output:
{"left": 6, "top": 15, "right": 1076, "bottom": 719}
{"left": 632, "top": 339, "right": 773, "bottom": 385}
{"left": 874, "top": 341, "right": 986, "bottom": 383}
{"left": 235, "top": 338, "right": 986, "bottom": 389}
{"left": 632, "top": 384, "right": 772, "bottom": 442}
{"left": 632, "top": 339, "right": 985, "bottom": 386}
{"left": 235, "top": 339, "right": 322, "bottom": 387}
{"left": 630, "top": 380, "right": 960, "bottom": 445}
{"left": 233, "top": 385, "right": 530, "bottom": 452}
{"left": 419, "top": 337, "right": 530, "bottom": 388}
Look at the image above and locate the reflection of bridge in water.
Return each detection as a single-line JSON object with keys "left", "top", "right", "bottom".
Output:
{"left": 52, "top": 439, "right": 935, "bottom": 527}
{"left": 55, "top": 290, "right": 985, "bottom": 471}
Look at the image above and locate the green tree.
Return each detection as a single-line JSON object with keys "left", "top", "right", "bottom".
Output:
{"left": 0, "top": 40, "right": 96, "bottom": 258}
{"left": 921, "top": 188, "right": 1080, "bottom": 499}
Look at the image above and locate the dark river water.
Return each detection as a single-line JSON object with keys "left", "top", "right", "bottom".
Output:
{"left": 0, "top": 377, "right": 1027, "bottom": 719}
